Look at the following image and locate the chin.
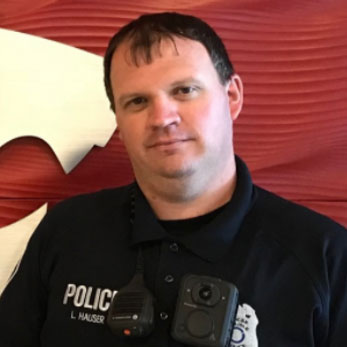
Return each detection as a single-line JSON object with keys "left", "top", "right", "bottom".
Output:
{"left": 158, "top": 165, "right": 195, "bottom": 179}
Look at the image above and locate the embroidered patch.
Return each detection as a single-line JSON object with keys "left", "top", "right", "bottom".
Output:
{"left": 230, "top": 303, "right": 259, "bottom": 347}
{"left": 63, "top": 283, "right": 118, "bottom": 324}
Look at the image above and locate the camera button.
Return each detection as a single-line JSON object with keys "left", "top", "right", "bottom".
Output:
{"left": 169, "top": 243, "right": 179, "bottom": 252}
{"left": 164, "top": 274, "right": 174, "bottom": 283}
{"left": 160, "top": 312, "right": 169, "bottom": 320}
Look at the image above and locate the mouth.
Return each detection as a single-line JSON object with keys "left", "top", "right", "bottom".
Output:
{"left": 147, "top": 138, "right": 192, "bottom": 150}
{"left": 147, "top": 138, "right": 192, "bottom": 153}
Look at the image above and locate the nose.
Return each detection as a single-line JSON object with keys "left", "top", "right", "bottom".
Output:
{"left": 147, "top": 96, "right": 181, "bottom": 129}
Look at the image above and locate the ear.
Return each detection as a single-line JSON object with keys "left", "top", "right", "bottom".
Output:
{"left": 226, "top": 74, "right": 243, "bottom": 121}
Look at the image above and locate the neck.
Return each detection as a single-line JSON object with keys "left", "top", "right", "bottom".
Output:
{"left": 136, "top": 159, "right": 237, "bottom": 220}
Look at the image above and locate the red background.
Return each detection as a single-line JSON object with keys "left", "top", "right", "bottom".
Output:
{"left": 1, "top": 0, "right": 346, "bottom": 228}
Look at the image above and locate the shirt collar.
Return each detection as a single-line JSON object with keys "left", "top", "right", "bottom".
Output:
{"left": 131, "top": 155, "right": 256, "bottom": 262}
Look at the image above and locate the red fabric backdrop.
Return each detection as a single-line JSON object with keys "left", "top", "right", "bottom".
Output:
{"left": 0, "top": 0, "right": 346, "bottom": 227}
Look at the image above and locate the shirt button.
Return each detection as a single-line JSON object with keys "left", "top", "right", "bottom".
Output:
{"left": 169, "top": 243, "right": 179, "bottom": 252}
{"left": 160, "top": 312, "right": 169, "bottom": 320}
{"left": 164, "top": 274, "right": 174, "bottom": 283}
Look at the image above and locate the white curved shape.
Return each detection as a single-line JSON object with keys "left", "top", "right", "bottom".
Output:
{"left": 0, "top": 204, "right": 47, "bottom": 295}
{"left": 0, "top": 28, "right": 117, "bottom": 173}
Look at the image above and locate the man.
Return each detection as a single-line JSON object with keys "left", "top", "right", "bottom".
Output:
{"left": 0, "top": 12, "right": 346, "bottom": 347}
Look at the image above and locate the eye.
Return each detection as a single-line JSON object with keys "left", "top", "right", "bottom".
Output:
{"left": 123, "top": 96, "right": 147, "bottom": 111}
{"left": 130, "top": 97, "right": 146, "bottom": 105}
{"left": 173, "top": 85, "right": 200, "bottom": 99}
{"left": 176, "top": 86, "right": 196, "bottom": 95}
{"left": 178, "top": 86, "right": 196, "bottom": 94}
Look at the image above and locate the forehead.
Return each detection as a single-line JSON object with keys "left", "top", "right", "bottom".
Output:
{"left": 110, "top": 37, "right": 219, "bottom": 92}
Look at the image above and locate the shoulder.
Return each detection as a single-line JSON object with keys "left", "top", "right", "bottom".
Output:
{"left": 49, "top": 183, "right": 133, "bottom": 217}
{"left": 252, "top": 185, "right": 347, "bottom": 299}
{"left": 253, "top": 185, "right": 347, "bottom": 277}
{"left": 254, "top": 185, "right": 346, "bottom": 241}
{"left": 33, "top": 183, "right": 135, "bottom": 239}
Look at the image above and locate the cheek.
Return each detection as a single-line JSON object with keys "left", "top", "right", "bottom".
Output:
{"left": 185, "top": 96, "right": 213, "bottom": 124}
{"left": 117, "top": 129, "right": 124, "bottom": 141}
{"left": 123, "top": 131, "right": 140, "bottom": 150}
{"left": 117, "top": 116, "right": 144, "bottom": 144}
{"left": 117, "top": 124, "right": 140, "bottom": 156}
{"left": 189, "top": 97, "right": 228, "bottom": 135}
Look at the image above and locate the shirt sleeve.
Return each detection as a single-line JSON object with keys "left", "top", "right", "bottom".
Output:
{"left": 0, "top": 217, "right": 49, "bottom": 347}
{"left": 325, "top": 226, "right": 347, "bottom": 346}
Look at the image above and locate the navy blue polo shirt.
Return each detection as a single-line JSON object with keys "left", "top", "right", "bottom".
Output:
{"left": 130, "top": 156, "right": 255, "bottom": 345}
{"left": 0, "top": 156, "right": 346, "bottom": 347}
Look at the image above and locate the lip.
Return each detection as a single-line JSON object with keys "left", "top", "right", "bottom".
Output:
{"left": 147, "top": 138, "right": 191, "bottom": 149}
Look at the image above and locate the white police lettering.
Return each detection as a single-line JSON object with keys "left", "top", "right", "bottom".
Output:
{"left": 74, "top": 285, "right": 87, "bottom": 307}
{"left": 78, "top": 312, "right": 105, "bottom": 324}
{"left": 230, "top": 303, "right": 259, "bottom": 347}
{"left": 63, "top": 283, "right": 76, "bottom": 304}
{"left": 84, "top": 286, "right": 94, "bottom": 309}
{"left": 63, "top": 283, "right": 117, "bottom": 312}
{"left": 99, "top": 289, "right": 113, "bottom": 311}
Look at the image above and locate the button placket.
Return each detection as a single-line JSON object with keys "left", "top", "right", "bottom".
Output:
{"left": 154, "top": 241, "right": 181, "bottom": 318}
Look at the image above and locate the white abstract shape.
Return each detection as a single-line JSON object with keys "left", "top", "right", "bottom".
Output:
{"left": 0, "top": 204, "right": 47, "bottom": 295}
{"left": 0, "top": 28, "right": 117, "bottom": 173}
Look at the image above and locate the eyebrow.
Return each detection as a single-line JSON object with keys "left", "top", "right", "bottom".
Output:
{"left": 117, "top": 77, "right": 203, "bottom": 106}
{"left": 170, "top": 77, "right": 203, "bottom": 88}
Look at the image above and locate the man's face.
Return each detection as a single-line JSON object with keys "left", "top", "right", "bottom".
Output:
{"left": 110, "top": 37, "right": 242, "bottom": 186}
